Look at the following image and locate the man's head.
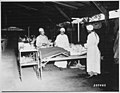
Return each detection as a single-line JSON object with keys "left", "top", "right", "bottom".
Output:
{"left": 86, "top": 24, "right": 94, "bottom": 33}
{"left": 39, "top": 28, "right": 45, "bottom": 35}
{"left": 60, "top": 28, "right": 65, "bottom": 35}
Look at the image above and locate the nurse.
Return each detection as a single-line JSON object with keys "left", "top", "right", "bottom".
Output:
{"left": 55, "top": 27, "right": 70, "bottom": 51}
{"left": 85, "top": 24, "right": 101, "bottom": 78}
{"left": 36, "top": 28, "right": 50, "bottom": 48}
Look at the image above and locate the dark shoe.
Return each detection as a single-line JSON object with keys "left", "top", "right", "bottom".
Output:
{"left": 79, "top": 73, "right": 89, "bottom": 78}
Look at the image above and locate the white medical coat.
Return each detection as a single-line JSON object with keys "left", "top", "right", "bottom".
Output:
{"left": 54, "top": 34, "right": 70, "bottom": 68}
{"left": 36, "top": 35, "right": 49, "bottom": 48}
{"left": 86, "top": 32, "right": 101, "bottom": 74}
{"left": 55, "top": 34, "right": 70, "bottom": 51}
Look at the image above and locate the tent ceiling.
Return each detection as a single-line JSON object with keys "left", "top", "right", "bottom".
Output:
{"left": 1, "top": 1, "right": 119, "bottom": 28}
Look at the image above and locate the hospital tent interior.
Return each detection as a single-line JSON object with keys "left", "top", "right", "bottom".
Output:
{"left": 1, "top": 1, "right": 119, "bottom": 92}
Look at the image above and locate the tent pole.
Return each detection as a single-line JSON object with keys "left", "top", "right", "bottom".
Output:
{"left": 5, "top": 14, "right": 7, "bottom": 26}
{"left": 28, "top": 26, "right": 30, "bottom": 42}
{"left": 78, "top": 22, "right": 80, "bottom": 42}
{"left": 28, "top": 26, "right": 30, "bottom": 38}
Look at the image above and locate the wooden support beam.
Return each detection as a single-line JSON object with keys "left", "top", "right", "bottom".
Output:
{"left": 45, "top": 16, "right": 56, "bottom": 25}
{"left": 92, "top": 1, "right": 107, "bottom": 14}
{"left": 53, "top": 2, "right": 78, "bottom": 9}
{"left": 54, "top": 4, "right": 71, "bottom": 21}
{"left": 15, "top": 3, "right": 38, "bottom": 11}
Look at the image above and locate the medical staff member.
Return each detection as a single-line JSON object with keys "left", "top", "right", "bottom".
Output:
{"left": 55, "top": 27, "right": 70, "bottom": 51}
{"left": 84, "top": 24, "right": 101, "bottom": 78}
{"left": 54, "top": 28, "right": 70, "bottom": 68}
{"left": 36, "top": 28, "right": 50, "bottom": 48}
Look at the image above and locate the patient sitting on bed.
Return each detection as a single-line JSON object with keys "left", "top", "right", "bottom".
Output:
{"left": 36, "top": 28, "right": 50, "bottom": 48}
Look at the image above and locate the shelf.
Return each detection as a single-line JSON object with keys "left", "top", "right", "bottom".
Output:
{"left": 20, "top": 61, "right": 38, "bottom": 66}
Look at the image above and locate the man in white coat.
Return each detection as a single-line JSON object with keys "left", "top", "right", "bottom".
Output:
{"left": 36, "top": 28, "right": 50, "bottom": 48}
{"left": 84, "top": 24, "right": 101, "bottom": 78}
{"left": 54, "top": 28, "right": 70, "bottom": 68}
{"left": 55, "top": 27, "right": 70, "bottom": 51}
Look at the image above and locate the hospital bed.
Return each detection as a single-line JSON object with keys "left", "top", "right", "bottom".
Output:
{"left": 38, "top": 47, "right": 87, "bottom": 79}
{"left": 18, "top": 43, "right": 86, "bottom": 80}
